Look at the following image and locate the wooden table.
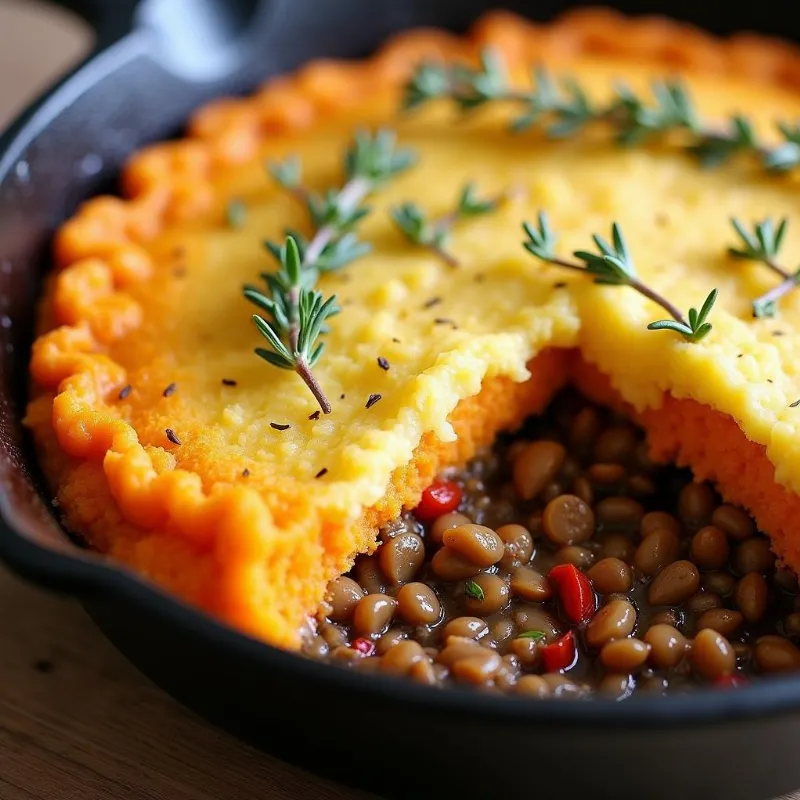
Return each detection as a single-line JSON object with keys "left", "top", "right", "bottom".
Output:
{"left": 0, "top": 567, "right": 375, "bottom": 800}
{"left": 0, "top": 4, "right": 799, "bottom": 799}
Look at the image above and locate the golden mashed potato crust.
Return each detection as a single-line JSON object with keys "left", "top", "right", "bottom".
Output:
{"left": 26, "top": 8, "right": 800, "bottom": 647}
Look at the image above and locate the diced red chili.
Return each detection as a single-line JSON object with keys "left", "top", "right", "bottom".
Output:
{"left": 547, "top": 563, "right": 596, "bottom": 624}
{"left": 541, "top": 630, "right": 577, "bottom": 672}
{"left": 414, "top": 479, "right": 462, "bottom": 521}
{"left": 713, "top": 674, "right": 748, "bottom": 688}
{"left": 350, "top": 637, "right": 376, "bottom": 657}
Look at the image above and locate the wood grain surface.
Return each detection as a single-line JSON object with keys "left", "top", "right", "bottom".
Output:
{"left": 0, "top": 567, "right": 375, "bottom": 800}
{"left": 0, "top": 0, "right": 90, "bottom": 128}
{"left": 1, "top": 3, "right": 800, "bottom": 799}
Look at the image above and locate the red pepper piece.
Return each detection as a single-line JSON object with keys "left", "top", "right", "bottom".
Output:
{"left": 714, "top": 674, "right": 748, "bottom": 688}
{"left": 414, "top": 479, "right": 462, "bottom": 521}
{"left": 547, "top": 563, "right": 596, "bottom": 624}
{"left": 541, "top": 631, "right": 577, "bottom": 672}
{"left": 350, "top": 637, "right": 376, "bottom": 657}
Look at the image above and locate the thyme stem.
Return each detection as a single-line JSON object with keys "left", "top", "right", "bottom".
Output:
{"left": 541, "top": 255, "right": 690, "bottom": 328}
{"left": 283, "top": 276, "right": 333, "bottom": 412}
{"left": 763, "top": 258, "right": 792, "bottom": 281}
{"left": 295, "top": 356, "right": 332, "bottom": 414}
{"left": 304, "top": 176, "right": 372, "bottom": 265}
{"left": 629, "top": 277, "right": 690, "bottom": 328}
{"left": 280, "top": 177, "right": 370, "bottom": 411}
{"left": 427, "top": 238, "right": 459, "bottom": 269}
{"left": 391, "top": 183, "right": 516, "bottom": 267}
{"left": 754, "top": 273, "right": 800, "bottom": 314}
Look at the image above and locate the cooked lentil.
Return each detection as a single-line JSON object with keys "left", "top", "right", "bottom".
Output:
{"left": 304, "top": 392, "right": 800, "bottom": 697}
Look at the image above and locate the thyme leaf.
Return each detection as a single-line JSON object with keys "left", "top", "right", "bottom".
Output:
{"left": 465, "top": 579, "right": 485, "bottom": 601}
{"left": 226, "top": 199, "right": 247, "bottom": 228}
{"left": 517, "top": 630, "right": 546, "bottom": 641}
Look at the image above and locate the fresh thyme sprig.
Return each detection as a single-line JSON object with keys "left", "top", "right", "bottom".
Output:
{"left": 267, "top": 129, "right": 417, "bottom": 272}
{"left": 404, "top": 49, "right": 800, "bottom": 172}
{"left": 390, "top": 182, "right": 515, "bottom": 266}
{"left": 244, "top": 130, "right": 416, "bottom": 412}
{"left": 728, "top": 217, "right": 800, "bottom": 318}
{"left": 523, "top": 213, "right": 718, "bottom": 342}
{"left": 244, "top": 237, "right": 339, "bottom": 413}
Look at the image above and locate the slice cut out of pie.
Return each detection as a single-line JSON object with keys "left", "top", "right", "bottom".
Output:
{"left": 25, "top": 8, "right": 800, "bottom": 648}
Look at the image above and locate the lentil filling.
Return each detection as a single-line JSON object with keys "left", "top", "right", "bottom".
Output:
{"left": 304, "top": 390, "right": 800, "bottom": 698}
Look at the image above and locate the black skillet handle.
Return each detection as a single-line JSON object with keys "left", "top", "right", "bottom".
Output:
{"left": 46, "top": 0, "right": 265, "bottom": 54}
{"left": 45, "top": 0, "right": 266, "bottom": 79}
{"left": 47, "top": 0, "right": 142, "bottom": 48}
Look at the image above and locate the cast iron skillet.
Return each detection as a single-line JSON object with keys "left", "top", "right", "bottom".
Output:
{"left": 4, "top": 1, "right": 800, "bottom": 798}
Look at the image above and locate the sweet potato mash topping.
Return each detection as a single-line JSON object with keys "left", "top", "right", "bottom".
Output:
{"left": 25, "top": 9, "right": 800, "bottom": 647}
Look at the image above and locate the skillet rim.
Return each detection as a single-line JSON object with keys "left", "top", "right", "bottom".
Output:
{"left": 4, "top": 5, "right": 800, "bottom": 730}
